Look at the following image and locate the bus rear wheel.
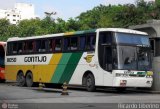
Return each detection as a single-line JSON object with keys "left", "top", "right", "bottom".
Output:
{"left": 0, "top": 79, "right": 5, "bottom": 83}
{"left": 26, "top": 72, "right": 33, "bottom": 87}
{"left": 86, "top": 74, "right": 95, "bottom": 92}
{"left": 16, "top": 72, "right": 25, "bottom": 87}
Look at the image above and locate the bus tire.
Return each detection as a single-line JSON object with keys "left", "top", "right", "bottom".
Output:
{"left": 86, "top": 74, "right": 95, "bottom": 92}
{"left": 16, "top": 72, "right": 25, "bottom": 87}
{"left": 26, "top": 72, "right": 33, "bottom": 87}
{"left": 1, "top": 79, "right": 5, "bottom": 83}
{"left": 0, "top": 79, "right": 5, "bottom": 83}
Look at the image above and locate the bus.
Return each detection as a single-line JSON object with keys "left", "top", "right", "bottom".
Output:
{"left": 0, "top": 42, "right": 6, "bottom": 83}
{"left": 5, "top": 28, "right": 153, "bottom": 91}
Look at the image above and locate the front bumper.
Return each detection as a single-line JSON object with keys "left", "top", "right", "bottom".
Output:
{"left": 112, "top": 77, "right": 153, "bottom": 87}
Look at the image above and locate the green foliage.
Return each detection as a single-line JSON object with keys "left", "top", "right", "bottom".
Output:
{"left": 0, "top": 0, "right": 159, "bottom": 41}
{"left": 0, "top": 19, "right": 10, "bottom": 40}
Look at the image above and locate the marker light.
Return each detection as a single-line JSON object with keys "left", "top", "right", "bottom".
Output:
{"left": 146, "top": 71, "right": 153, "bottom": 78}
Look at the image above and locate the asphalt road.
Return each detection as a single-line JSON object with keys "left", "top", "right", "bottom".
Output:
{"left": 0, "top": 82, "right": 160, "bottom": 109}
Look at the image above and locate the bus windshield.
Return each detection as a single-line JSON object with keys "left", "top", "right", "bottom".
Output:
{"left": 116, "top": 46, "right": 151, "bottom": 71}
{"left": 115, "top": 32, "right": 150, "bottom": 46}
{"left": 98, "top": 31, "right": 151, "bottom": 71}
{"left": 112, "top": 32, "right": 151, "bottom": 71}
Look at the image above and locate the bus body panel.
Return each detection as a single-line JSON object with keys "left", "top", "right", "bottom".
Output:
{"left": 5, "top": 28, "right": 153, "bottom": 88}
{"left": 113, "top": 77, "right": 152, "bottom": 87}
{"left": 69, "top": 52, "right": 105, "bottom": 86}
{"left": 0, "top": 42, "right": 6, "bottom": 81}
{"left": 0, "top": 67, "right": 5, "bottom": 80}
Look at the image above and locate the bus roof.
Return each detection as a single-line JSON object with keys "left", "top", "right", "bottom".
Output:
{"left": 0, "top": 41, "right": 6, "bottom": 45}
{"left": 7, "top": 28, "right": 148, "bottom": 42}
{"left": 97, "top": 28, "right": 148, "bottom": 35}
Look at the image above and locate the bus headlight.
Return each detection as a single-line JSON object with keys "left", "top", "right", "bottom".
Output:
{"left": 146, "top": 71, "right": 153, "bottom": 78}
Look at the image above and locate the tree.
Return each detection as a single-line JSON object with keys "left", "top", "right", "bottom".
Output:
{"left": 66, "top": 18, "right": 80, "bottom": 31}
{"left": 54, "top": 18, "right": 67, "bottom": 33}
{"left": 0, "top": 0, "right": 160, "bottom": 41}
{"left": 41, "top": 16, "right": 56, "bottom": 34}
{"left": 0, "top": 19, "right": 11, "bottom": 40}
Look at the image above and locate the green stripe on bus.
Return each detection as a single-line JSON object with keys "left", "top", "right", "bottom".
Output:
{"left": 51, "top": 53, "right": 72, "bottom": 83}
{"left": 58, "top": 53, "right": 83, "bottom": 84}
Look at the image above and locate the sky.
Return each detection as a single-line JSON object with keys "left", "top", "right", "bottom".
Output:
{"left": 0, "top": 0, "right": 153, "bottom": 20}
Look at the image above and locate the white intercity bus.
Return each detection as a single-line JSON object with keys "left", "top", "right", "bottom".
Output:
{"left": 5, "top": 28, "right": 153, "bottom": 91}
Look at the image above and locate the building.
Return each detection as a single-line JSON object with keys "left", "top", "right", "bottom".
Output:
{"left": 0, "top": 3, "right": 35, "bottom": 24}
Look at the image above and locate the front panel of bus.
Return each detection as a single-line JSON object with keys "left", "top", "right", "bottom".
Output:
{"left": 98, "top": 31, "right": 153, "bottom": 87}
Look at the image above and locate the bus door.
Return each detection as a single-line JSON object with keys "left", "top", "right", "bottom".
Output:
{"left": 102, "top": 45, "right": 113, "bottom": 86}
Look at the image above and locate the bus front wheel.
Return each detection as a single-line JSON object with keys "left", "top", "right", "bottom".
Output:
{"left": 26, "top": 72, "right": 33, "bottom": 87}
{"left": 16, "top": 72, "right": 25, "bottom": 87}
{"left": 86, "top": 74, "right": 95, "bottom": 92}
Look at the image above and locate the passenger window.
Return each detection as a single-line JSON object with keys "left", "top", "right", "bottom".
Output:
{"left": 7, "top": 42, "right": 12, "bottom": 55}
{"left": 49, "top": 39, "right": 55, "bottom": 52}
{"left": 86, "top": 34, "right": 96, "bottom": 51}
{"left": 17, "top": 42, "right": 23, "bottom": 54}
{"left": 36, "top": 40, "right": 48, "bottom": 52}
{"left": 23, "top": 42, "right": 27, "bottom": 53}
{"left": 91, "top": 36, "right": 96, "bottom": 50}
{"left": 79, "top": 36, "right": 86, "bottom": 50}
{"left": 55, "top": 38, "right": 62, "bottom": 52}
{"left": 27, "top": 41, "right": 34, "bottom": 53}
{"left": 100, "top": 32, "right": 112, "bottom": 45}
{"left": 64, "top": 37, "right": 78, "bottom": 51}
{"left": 36, "top": 40, "right": 41, "bottom": 52}
{"left": 70, "top": 37, "right": 78, "bottom": 51}
{"left": 64, "top": 38, "right": 70, "bottom": 51}
{"left": 12, "top": 43, "right": 17, "bottom": 54}
{"left": 40, "top": 40, "right": 47, "bottom": 52}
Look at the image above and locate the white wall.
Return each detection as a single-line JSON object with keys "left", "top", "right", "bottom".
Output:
{"left": 0, "top": 3, "right": 35, "bottom": 24}
{"left": 0, "top": 9, "right": 6, "bottom": 19}
{"left": 15, "top": 3, "right": 35, "bottom": 20}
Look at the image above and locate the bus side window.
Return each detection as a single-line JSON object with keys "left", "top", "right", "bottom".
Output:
{"left": 17, "top": 42, "right": 23, "bottom": 54}
{"left": 36, "top": 40, "right": 41, "bottom": 52}
{"left": 12, "top": 43, "right": 17, "bottom": 54}
{"left": 27, "top": 41, "right": 34, "bottom": 53}
{"left": 101, "top": 32, "right": 112, "bottom": 45}
{"left": 64, "top": 37, "right": 70, "bottom": 51}
{"left": 40, "top": 40, "right": 47, "bottom": 52}
{"left": 79, "top": 36, "right": 86, "bottom": 50}
{"left": 86, "top": 36, "right": 91, "bottom": 50}
{"left": 71, "top": 37, "right": 78, "bottom": 51}
{"left": 91, "top": 36, "right": 96, "bottom": 50}
{"left": 23, "top": 42, "right": 28, "bottom": 53}
{"left": 86, "top": 34, "right": 96, "bottom": 51}
{"left": 7, "top": 42, "right": 12, "bottom": 55}
{"left": 55, "top": 38, "right": 62, "bottom": 52}
{"left": 49, "top": 39, "right": 55, "bottom": 52}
